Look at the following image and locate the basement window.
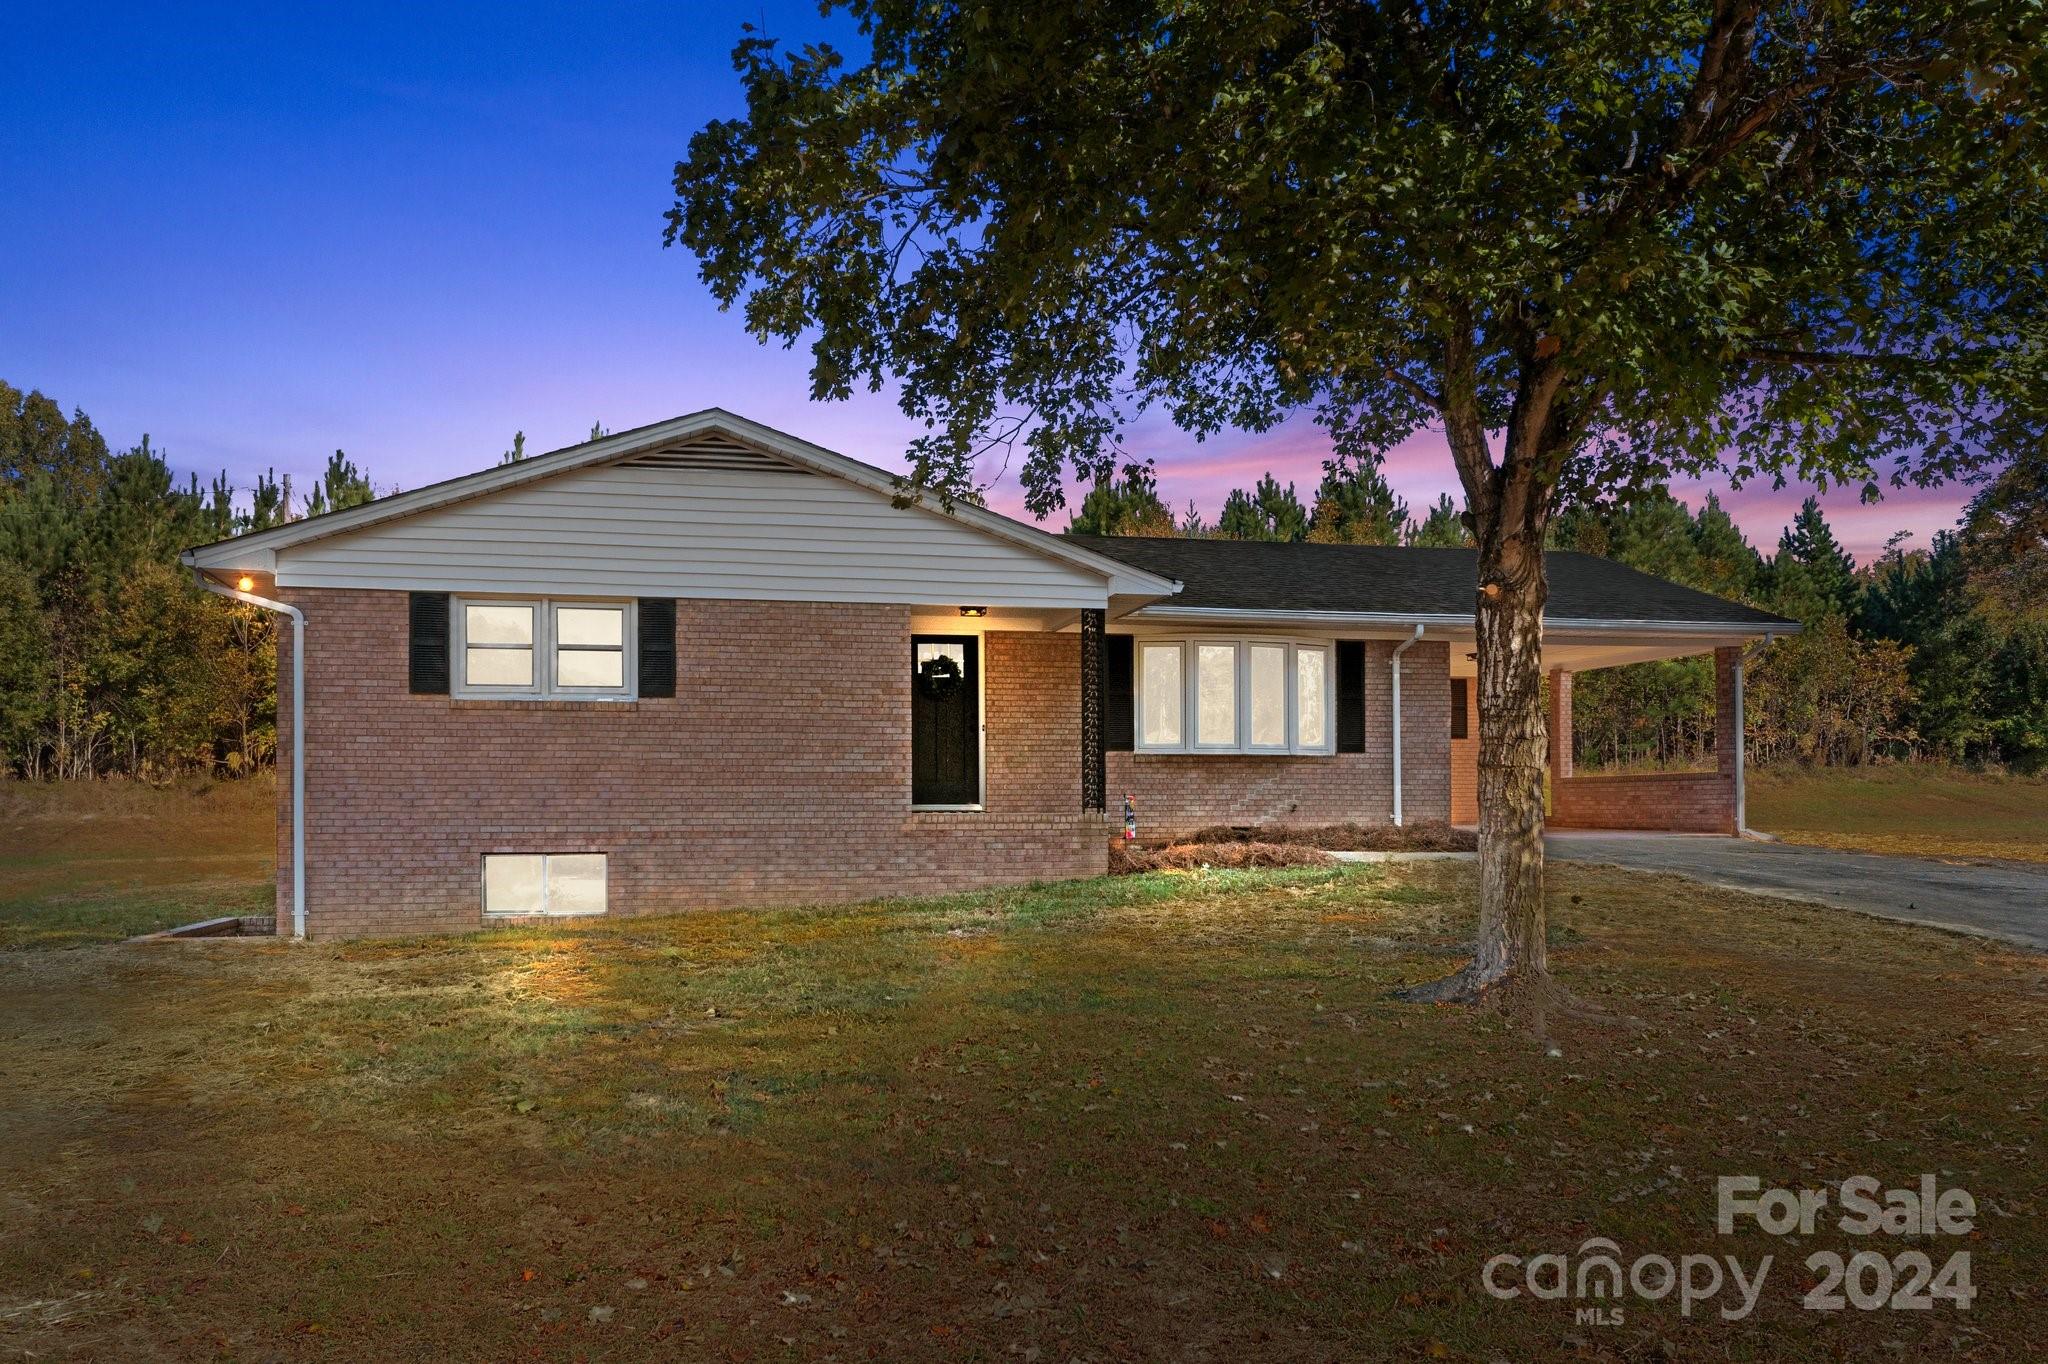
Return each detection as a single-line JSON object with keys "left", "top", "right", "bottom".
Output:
{"left": 482, "top": 853, "right": 608, "bottom": 917}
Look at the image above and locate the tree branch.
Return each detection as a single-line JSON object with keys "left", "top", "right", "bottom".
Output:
{"left": 1738, "top": 346, "right": 1973, "bottom": 368}
{"left": 1383, "top": 366, "right": 1447, "bottom": 414}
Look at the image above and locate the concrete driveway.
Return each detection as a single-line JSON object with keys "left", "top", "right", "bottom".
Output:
{"left": 1545, "top": 832, "right": 2048, "bottom": 951}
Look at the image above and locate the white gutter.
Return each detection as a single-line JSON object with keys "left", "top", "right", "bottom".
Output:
{"left": 197, "top": 574, "right": 306, "bottom": 940}
{"left": 1390, "top": 625, "right": 1425, "bottom": 826}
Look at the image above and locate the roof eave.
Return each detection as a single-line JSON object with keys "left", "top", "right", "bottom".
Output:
{"left": 1127, "top": 604, "right": 1798, "bottom": 636}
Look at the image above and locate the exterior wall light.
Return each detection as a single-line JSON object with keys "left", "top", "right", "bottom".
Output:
{"left": 237, "top": 575, "right": 255, "bottom": 592}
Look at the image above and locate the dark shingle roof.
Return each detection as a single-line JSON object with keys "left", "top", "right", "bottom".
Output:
{"left": 1071, "top": 536, "right": 1795, "bottom": 629}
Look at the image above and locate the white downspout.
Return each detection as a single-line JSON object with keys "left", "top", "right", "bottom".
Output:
{"left": 197, "top": 573, "right": 306, "bottom": 940}
{"left": 1390, "top": 624, "right": 1425, "bottom": 826}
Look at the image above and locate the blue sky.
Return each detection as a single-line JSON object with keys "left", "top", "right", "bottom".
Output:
{"left": 0, "top": 1, "right": 1964, "bottom": 559}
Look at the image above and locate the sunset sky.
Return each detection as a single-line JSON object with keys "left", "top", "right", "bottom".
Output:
{"left": 2, "top": 2, "right": 1974, "bottom": 562}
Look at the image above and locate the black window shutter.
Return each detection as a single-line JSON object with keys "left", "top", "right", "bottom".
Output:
{"left": 1336, "top": 640, "right": 1366, "bottom": 753}
{"left": 1105, "top": 634, "right": 1135, "bottom": 751}
{"left": 637, "top": 599, "right": 677, "bottom": 698}
{"left": 1451, "top": 677, "right": 1469, "bottom": 740}
{"left": 408, "top": 592, "right": 450, "bottom": 694}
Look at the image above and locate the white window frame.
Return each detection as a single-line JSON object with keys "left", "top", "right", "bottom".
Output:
{"left": 1191, "top": 640, "right": 1241, "bottom": 752}
{"left": 481, "top": 852, "right": 609, "bottom": 918}
{"left": 1244, "top": 640, "right": 1293, "bottom": 754}
{"left": 452, "top": 596, "right": 636, "bottom": 701}
{"left": 1136, "top": 640, "right": 1187, "bottom": 751}
{"left": 1293, "top": 642, "right": 1333, "bottom": 752}
{"left": 1132, "top": 635, "right": 1337, "bottom": 757}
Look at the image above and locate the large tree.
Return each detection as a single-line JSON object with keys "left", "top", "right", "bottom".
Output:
{"left": 670, "top": 0, "right": 2047, "bottom": 1010}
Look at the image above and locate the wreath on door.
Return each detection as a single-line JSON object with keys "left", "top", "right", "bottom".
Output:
{"left": 917, "top": 653, "right": 964, "bottom": 700}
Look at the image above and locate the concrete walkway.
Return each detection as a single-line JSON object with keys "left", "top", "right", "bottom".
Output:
{"left": 1545, "top": 832, "right": 2048, "bottom": 951}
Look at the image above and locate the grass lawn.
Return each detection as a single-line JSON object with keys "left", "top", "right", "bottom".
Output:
{"left": 2, "top": 854, "right": 2041, "bottom": 1360}
{"left": 0, "top": 778, "right": 276, "bottom": 949}
{"left": 1747, "top": 765, "right": 2048, "bottom": 865}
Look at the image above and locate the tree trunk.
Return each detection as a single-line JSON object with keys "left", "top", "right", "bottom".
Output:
{"left": 1399, "top": 342, "right": 1560, "bottom": 1016}
{"left": 1402, "top": 548, "right": 1552, "bottom": 1008}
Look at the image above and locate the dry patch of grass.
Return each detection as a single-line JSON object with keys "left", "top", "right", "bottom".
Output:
{"left": 0, "top": 778, "right": 275, "bottom": 949}
{"left": 1, "top": 862, "right": 2042, "bottom": 1362}
{"left": 1748, "top": 765, "right": 2048, "bottom": 864}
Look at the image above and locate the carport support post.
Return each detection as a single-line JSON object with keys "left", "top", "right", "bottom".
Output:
{"left": 1546, "top": 670, "right": 1574, "bottom": 783}
{"left": 1717, "top": 646, "right": 1744, "bottom": 836}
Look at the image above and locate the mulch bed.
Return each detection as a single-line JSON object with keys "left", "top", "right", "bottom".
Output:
{"left": 1108, "top": 840, "right": 1337, "bottom": 874}
{"left": 1107, "top": 820, "right": 1476, "bottom": 874}
{"left": 1152, "top": 820, "right": 1476, "bottom": 852}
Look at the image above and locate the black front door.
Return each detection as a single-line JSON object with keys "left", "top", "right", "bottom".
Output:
{"left": 912, "top": 635, "right": 980, "bottom": 806}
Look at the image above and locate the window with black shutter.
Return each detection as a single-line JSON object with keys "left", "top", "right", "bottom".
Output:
{"left": 408, "top": 592, "right": 451, "bottom": 694}
{"left": 1105, "top": 634, "right": 1135, "bottom": 751}
{"left": 637, "top": 599, "right": 677, "bottom": 698}
{"left": 1336, "top": 640, "right": 1365, "bottom": 753}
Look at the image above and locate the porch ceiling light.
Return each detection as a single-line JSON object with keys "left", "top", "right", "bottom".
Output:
{"left": 958, "top": 605, "right": 988, "bottom": 617}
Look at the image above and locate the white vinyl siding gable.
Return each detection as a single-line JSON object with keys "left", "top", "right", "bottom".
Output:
{"left": 272, "top": 462, "right": 1112, "bottom": 608}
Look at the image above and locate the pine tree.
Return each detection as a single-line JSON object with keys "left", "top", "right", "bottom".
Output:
{"left": 1405, "top": 494, "right": 1472, "bottom": 548}
{"left": 302, "top": 450, "right": 375, "bottom": 518}
{"left": 1065, "top": 464, "right": 1175, "bottom": 536}
{"left": 1777, "top": 496, "right": 1860, "bottom": 618}
{"left": 1217, "top": 474, "right": 1308, "bottom": 542}
{"left": 1306, "top": 460, "right": 1406, "bottom": 545}
{"left": 1689, "top": 493, "right": 1763, "bottom": 602}
{"left": 244, "top": 470, "right": 294, "bottom": 532}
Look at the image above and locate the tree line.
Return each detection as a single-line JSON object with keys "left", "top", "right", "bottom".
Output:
{"left": 1065, "top": 452, "right": 2048, "bottom": 773}
{"left": 0, "top": 381, "right": 376, "bottom": 779}
{"left": 4, "top": 376, "right": 2041, "bottom": 779}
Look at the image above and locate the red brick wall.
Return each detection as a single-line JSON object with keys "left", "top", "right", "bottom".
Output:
{"left": 274, "top": 589, "right": 1103, "bottom": 938}
{"left": 1550, "top": 772, "right": 1737, "bottom": 833}
{"left": 1107, "top": 640, "right": 1452, "bottom": 834}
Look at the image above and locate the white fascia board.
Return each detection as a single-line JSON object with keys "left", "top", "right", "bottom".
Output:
{"left": 1128, "top": 605, "right": 1797, "bottom": 639}
{"left": 179, "top": 408, "right": 1183, "bottom": 602}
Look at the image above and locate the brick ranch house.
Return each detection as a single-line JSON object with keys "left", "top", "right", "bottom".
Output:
{"left": 182, "top": 409, "right": 1796, "bottom": 940}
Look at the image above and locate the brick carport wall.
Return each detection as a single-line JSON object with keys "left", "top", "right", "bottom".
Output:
{"left": 1547, "top": 646, "right": 1741, "bottom": 834}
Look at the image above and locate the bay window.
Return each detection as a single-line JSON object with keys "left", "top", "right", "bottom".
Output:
{"left": 454, "top": 597, "right": 634, "bottom": 700}
{"left": 1133, "top": 637, "right": 1335, "bottom": 756}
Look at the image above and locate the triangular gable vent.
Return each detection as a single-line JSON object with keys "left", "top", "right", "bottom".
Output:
{"left": 616, "top": 432, "right": 813, "bottom": 475}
